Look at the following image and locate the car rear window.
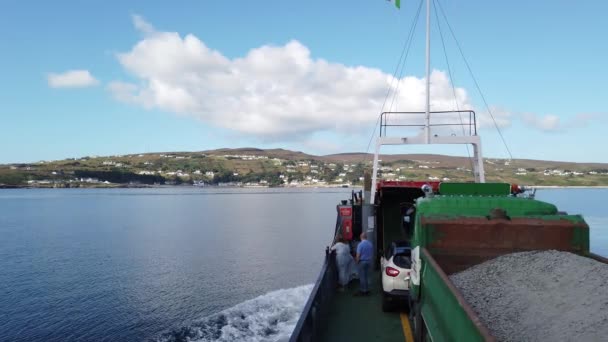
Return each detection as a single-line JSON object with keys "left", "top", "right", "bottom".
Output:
{"left": 393, "top": 253, "right": 411, "bottom": 268}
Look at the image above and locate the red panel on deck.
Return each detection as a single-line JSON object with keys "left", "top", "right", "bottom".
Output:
{"left": 339, "top": 207, "right": 352, "bottom": 217}
{"left": 341, "top": 218, "right": 353, "bottom": 241}
{"left": 337, "top": 205, "right": 353, "bottom": 240}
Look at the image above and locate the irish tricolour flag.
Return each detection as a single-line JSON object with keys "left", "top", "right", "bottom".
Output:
{"left": 389, "top": 0, "right": 401, "bottom": 9}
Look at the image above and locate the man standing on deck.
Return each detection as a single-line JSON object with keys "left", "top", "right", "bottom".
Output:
{"left": 355, "top": 232, "right": 373, "bottom": 296}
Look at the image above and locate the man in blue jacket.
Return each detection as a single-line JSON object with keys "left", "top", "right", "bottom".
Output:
{"left": 355, "top": 232, "right": 373, "bottom": 296}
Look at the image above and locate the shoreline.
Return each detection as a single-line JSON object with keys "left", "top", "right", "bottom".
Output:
{"left": 530, "top": 185, "right": 608, "bottom": 189}
{"left": 0, "top": 184, "right": 363, "bottom": 190}
{"left": 3, "top": 184, "right": 608, "bottom": 190}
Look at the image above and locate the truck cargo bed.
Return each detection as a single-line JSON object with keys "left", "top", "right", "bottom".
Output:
{"left": 410, "top": 194, "right": 594, "bottom": 341}
{"left": 420, "top": 216, "right": 589, "bottom": 274}
{"left": 450, "top": 250, "right": 608, "bottom": 342}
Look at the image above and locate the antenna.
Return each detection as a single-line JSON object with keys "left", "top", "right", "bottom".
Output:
{"left": 425, "top": 0, "right": 431, "bottom": 143}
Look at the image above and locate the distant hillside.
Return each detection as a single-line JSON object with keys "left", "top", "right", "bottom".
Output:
{"left": 1, "top": 147, "right": 607, "bottom": 188}
{"left": 204, "top": 147, "right": 320, "bottom": 161}
{"left": 204, "top": 148, "right": 608, "bottom": 168}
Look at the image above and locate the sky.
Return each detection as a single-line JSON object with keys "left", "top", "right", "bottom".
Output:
{"left": 1, "top": 0, "right": 607, "bottom": 164}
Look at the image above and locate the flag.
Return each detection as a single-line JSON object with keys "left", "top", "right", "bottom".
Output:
{"left": 394, "top": 0, "right": 401, "bottom": 9}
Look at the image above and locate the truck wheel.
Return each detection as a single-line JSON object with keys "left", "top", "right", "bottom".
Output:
{"left": 381, "top": 292, "right": 393, "bottom": 312}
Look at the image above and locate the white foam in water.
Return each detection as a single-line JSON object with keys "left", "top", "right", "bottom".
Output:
{"left": 158, "top": 284, "right": 313, "bottom": 342}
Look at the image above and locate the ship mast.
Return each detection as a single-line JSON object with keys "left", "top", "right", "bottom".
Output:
{"left": 368, "top": 0, "right": 486, "bottom": 205}
{"left": 424, "top": 0, "right": 431, "bottom": 143}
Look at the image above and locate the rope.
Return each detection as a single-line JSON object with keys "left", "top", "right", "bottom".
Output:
{"left": 435, "top": 0, "right": 514, "bottom": 161}
{"left": 365, "top": 0, "right": 424, "bottom": 157}
{"left": 387, "top": 0, "right": 424, "bottom": 113}
{"left": 432, "top": 0, "right": 476, "bottom": 175}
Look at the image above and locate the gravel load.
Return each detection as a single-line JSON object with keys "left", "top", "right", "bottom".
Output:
{"left": 450, "top": 250, "right": 608, "bottom": 342}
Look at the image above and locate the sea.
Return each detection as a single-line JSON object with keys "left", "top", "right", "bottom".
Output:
{"left": 0, "top": 188, "right": 606, "bottom": 342}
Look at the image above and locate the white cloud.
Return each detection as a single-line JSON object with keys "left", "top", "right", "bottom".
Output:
{"left": 132, "top": 14, "right": 155, "bottom": 35}
{"left": 522, "top": 112, "right": 561, "bottom": 132}
{"left": 570, "top": 112, "right": 606, "bottom": 128}
{"left": 533, "top": 112, "right": 608, "bottom": 131}
{"left": 301, "top": 138, "right": 344, "bottom": 155}
{"left": 477, "top": 106, "right": 512, "bottom": 129}
{"left": 107, "top": 81, "right": 140, "bottom": 104}
{"left": 47, "top": 70, "right": 99, "bottom": 88}
{"left": 108, "top": 16, "right": 492, "bottom": 140}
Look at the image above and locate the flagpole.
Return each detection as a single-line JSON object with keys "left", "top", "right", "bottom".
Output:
{"left": 425, "top": 0, "right": 431, "bottom": 143}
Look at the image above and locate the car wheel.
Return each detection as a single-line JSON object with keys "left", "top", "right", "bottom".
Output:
{"left": 381, "top": 292, "right": 393, "bottom": 312}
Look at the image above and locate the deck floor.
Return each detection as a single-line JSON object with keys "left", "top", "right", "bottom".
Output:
{"left": 318, "top": 270, "right": 410, "bottom": 342}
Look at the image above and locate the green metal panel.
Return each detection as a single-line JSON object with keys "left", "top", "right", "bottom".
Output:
{"left": 420, "top": 252, "right": 487, "bottom": 342}
{"left": 410, "top": 195, "right": 583, "bottom": 251}
{"left": 439, "top": 183, "right": 511, "bottom": 196}
{"left": 416, "top": 196, "right": 558, "bottom": 218}
{"left": 570, "top": 215, "right": 590, "bottom": 251}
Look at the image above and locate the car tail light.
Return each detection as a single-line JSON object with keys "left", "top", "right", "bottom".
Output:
{"left": 385, "top": 267, "right": 400, "bottom": 277}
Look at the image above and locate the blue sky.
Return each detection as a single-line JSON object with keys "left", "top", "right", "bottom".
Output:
{"left": 1, "top": 0, "right": 607, "bottom": 164}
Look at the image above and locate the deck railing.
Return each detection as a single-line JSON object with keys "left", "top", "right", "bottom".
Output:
{"left": 289, "top": 250, "right": 337, "bottom": 342}
{"left": 379, "top": 110, "right": 477, "bottom": 137}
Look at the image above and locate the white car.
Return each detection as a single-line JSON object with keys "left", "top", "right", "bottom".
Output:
{"left": 380, "top": 241, "right": 412, "bottom": 311}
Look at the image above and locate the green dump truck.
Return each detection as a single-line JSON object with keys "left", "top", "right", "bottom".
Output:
{"left": 408, "top": 183, "right": 606, "bottom": 341}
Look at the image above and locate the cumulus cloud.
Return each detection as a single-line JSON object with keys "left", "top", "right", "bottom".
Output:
{"left": 132, "top": 14, "right": 155, "bottom": 35}
{"left": 47, "top": 70, "right": 99, "bottom": 88}
{"left": 522, "top": 113, "right": 561, "bottom": 132}
{"left": 519, "top": 112, "right": 607, "bottom": 132}
{"left": 477, "top": 106, "right": 512, "bottom": 130}
{"left": 570, "top": 112, "right": 606, "bottom": 128}
{"left": 109, "top": 15, "right": 478, "bottom": 140}
{"left": 301, "top": 138, "right": 344, "bottom": 154}
{"left": 107, "top": 81, "right": 141, "bottom": 104}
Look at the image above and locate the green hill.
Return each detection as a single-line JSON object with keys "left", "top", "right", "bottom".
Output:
{"left": 1, "top": 148, "right": 607, "bottom": 188}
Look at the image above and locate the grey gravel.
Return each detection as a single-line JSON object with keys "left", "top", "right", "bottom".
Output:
{"left": 450, "top": 250, "right": 608, "bottom": 342}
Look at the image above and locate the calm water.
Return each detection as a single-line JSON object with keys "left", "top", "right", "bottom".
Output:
{"left": 535, "top": 189, "right": 608, "bottom": 256}
{"left": 0, "top": 188, "right": 606, "bottom": 342}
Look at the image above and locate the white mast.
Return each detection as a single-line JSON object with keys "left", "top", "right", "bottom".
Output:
{"left": 425, "top": 0, "right": 431, "bottom": 144}
{"left": 369, "top": 0, "right": 486, "bottom": 204}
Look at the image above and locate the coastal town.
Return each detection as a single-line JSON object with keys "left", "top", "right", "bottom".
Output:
{"left": 2, "top": 148, "right": 608, "bottom": 188}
